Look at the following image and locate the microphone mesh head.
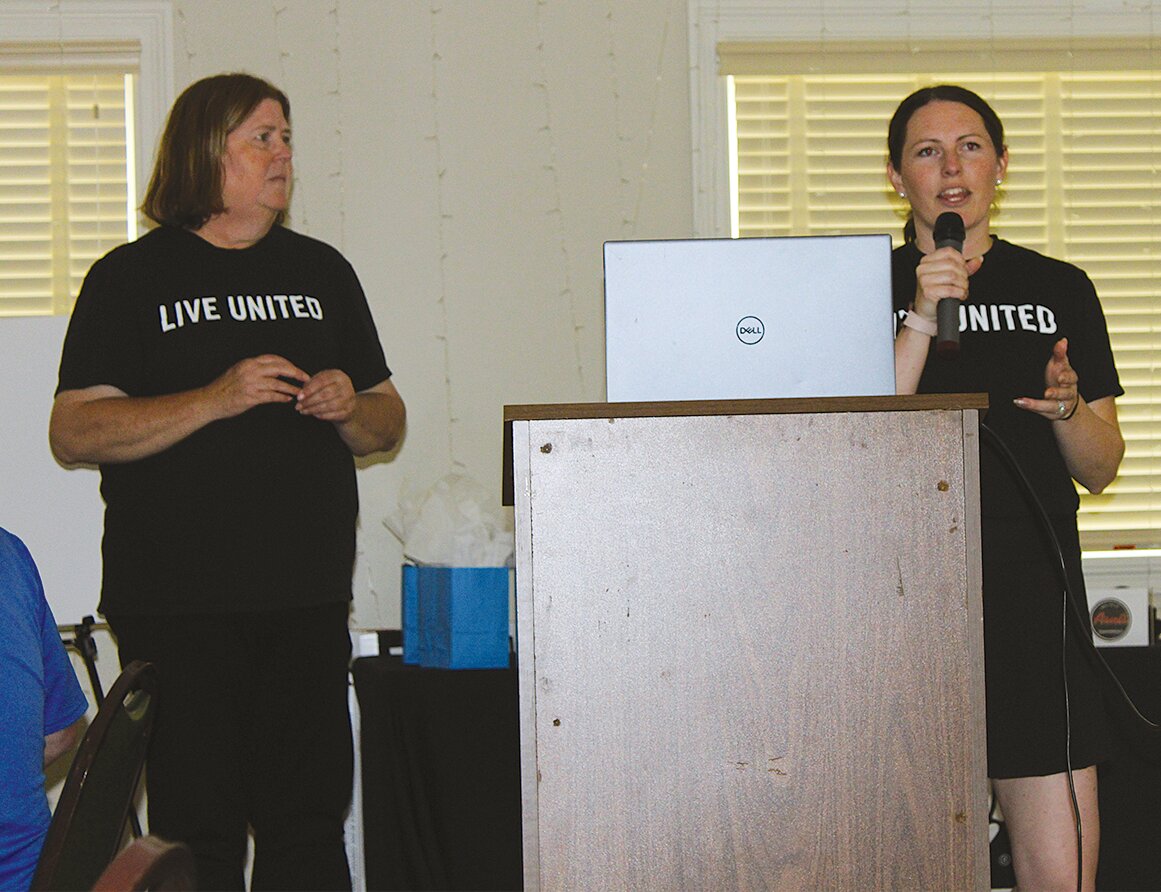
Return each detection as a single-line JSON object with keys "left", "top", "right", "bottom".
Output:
{"left": 933, "top": 212, "right": 965, "bottom": 250}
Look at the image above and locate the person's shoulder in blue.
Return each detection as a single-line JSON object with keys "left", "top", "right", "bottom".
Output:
{"left": 0, "top": 527, "right": 89, "bottom": 891}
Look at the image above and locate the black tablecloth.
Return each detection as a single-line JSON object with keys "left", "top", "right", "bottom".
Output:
{"left": 352, "top": 651, "right": 522, "bottom": 891}
{"left": 1096, "top": 646, "right": 1161, "bottom": 891}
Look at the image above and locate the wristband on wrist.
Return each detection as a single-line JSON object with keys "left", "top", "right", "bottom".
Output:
{"left": 902, "top": 311, "right": 937, "bottom": 337}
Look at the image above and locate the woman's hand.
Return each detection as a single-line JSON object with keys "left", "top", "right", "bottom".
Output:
{"left": 1013, "top": 337, "right": 1124, "bottom": 493}
{"left": 912, "top": 246, "right": 983, "bottom": 320}
{"left": 895, "top": 248, "right": 985, "bottom": 395}
{"left": 1013, "top": 338, "right": 1079, "bottom": 421}
{"left": 299, "top": 375, "right": 406, "bottom": 457}
{"left": 204, "top": 354, "right": 310, "bottom": 418}
{"left": 295, "top": 368, "right": 357, "bottom": 423}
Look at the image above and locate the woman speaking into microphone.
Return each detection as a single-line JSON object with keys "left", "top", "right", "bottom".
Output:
{"left": 888, "top": 84, "right": 1124, "bottom": 892}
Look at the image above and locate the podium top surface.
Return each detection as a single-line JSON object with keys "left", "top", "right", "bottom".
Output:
{"left": 502, "top": 393, "right": 988, "bottom": 504}
{"left": 504, "top": 393, "right": 987, "bottom": 424}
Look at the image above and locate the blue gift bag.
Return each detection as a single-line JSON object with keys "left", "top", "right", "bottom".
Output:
{"left": 400, "top": 564, "right": 420, "bottom": 665}
{"left": 415, "top": 566, "right": 510, "bottom": 669}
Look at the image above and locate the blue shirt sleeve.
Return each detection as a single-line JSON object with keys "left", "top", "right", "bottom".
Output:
{"left": 0, "top": 528, "right": 89, "bottom": 891}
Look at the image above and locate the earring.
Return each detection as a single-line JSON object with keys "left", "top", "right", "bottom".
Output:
{"left": 898, "top": 191, "right": 906, "bottom": 198}
{"left": 995, "top": 179, "right": 1003, "bottom": 186}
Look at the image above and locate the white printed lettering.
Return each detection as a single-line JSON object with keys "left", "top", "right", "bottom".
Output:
{"left": 181, "top": 299, "right": 201, "bottom": 323}
{"left": 158, "top": 296, "right": 221, "bottom": 331}
{"left": 1037, "top": 305, "right": 1058, "bottom": 334}
{"left": 958, "top": 303, "right": 1062, "bottom": 335}
{"left": 167, "top": 293, "right": 325, "bottom": 325}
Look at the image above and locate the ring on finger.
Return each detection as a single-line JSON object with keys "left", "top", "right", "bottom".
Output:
{"left": 1057, "top": 400, "right": 1066, "bottom": 416}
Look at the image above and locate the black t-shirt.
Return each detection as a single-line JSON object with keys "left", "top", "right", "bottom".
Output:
{"left": 892, "top": 237, "right": 1122, "bottom": 518}
{"left": 57, "top": 225, "right": 391, "bottom": 616}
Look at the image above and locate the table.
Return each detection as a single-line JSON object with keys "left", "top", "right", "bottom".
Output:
{"left": 352, "top": 652, "right": 522, "bottom": 891}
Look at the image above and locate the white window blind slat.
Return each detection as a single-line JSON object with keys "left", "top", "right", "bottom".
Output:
{"left": 729, "top": 63, "right": 1161, "bottom": 550}
{"left": 0, "top": 70, "right": 131, "bottom": 316}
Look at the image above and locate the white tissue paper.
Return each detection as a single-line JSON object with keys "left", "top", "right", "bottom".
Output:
{"left": 385, "top": 472, "right": 514, "bottom": 567}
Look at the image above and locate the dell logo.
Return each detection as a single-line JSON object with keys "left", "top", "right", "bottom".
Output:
{"left": 736, "top": 316, "right": 764, "bottom": 345}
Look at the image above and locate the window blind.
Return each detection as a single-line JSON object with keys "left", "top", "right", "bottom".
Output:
{"left": 0, "top": 70, "right": 133, "bottom": 316}
{"left": 724, "top": 48, "right": 1161, "bottom": 550}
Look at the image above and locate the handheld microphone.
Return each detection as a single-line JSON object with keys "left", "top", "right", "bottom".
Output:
{"left": 932, "top": 211, "right": 965, "bottom": 358}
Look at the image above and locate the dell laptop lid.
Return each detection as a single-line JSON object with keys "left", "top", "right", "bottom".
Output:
{"left": 603, "top": 234, "right": 896, "bottom": 402}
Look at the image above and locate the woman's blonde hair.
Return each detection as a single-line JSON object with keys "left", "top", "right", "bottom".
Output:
{"left": 142, "top": 73, "right": 290, "bottom": 229}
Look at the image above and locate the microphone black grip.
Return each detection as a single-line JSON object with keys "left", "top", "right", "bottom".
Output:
{"left": 932, "top": 212, "right": 965, "bottom": 359}
{"left": 936, "top": 297, "right": 960, "bottom": 357}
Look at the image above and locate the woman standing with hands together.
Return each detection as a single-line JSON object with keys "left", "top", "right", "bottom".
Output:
{"left": 889, "top": 85, "right": 1124, "bottom": 891}
{"left": 50, "top": 73, "right": 405, "bottom": 890}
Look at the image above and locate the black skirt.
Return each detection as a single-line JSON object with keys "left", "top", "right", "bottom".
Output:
{"left": 981, "top": 512, "right": 1111, "bottom": 778}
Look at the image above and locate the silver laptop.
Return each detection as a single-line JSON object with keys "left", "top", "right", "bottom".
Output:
{"left": 603, "top": 234, "right": 896, "bottom": 402}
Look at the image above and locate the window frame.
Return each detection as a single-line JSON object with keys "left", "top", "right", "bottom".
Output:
{"left": 0, "top": 0, "right": 174, "bottom": 239}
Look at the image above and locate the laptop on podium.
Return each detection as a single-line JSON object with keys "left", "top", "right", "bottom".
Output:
{"left": 603, "top": 234, "right": 896, "bottom": 403}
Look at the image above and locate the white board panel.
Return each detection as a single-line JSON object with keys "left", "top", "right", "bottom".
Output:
{"left": 1, "top": 316, "right": 104, "bottom": 624}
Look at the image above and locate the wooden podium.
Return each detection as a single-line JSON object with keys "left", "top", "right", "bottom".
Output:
{"left": 504, "top": 394, "right": 989, "bottom": 891}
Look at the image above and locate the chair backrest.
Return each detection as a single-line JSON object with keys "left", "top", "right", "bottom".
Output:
{"left": 31, "top": 660, "right": 158, "bottom": 892}
{"left": 91, "top": 836, "right": 195, "bottom": 892}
